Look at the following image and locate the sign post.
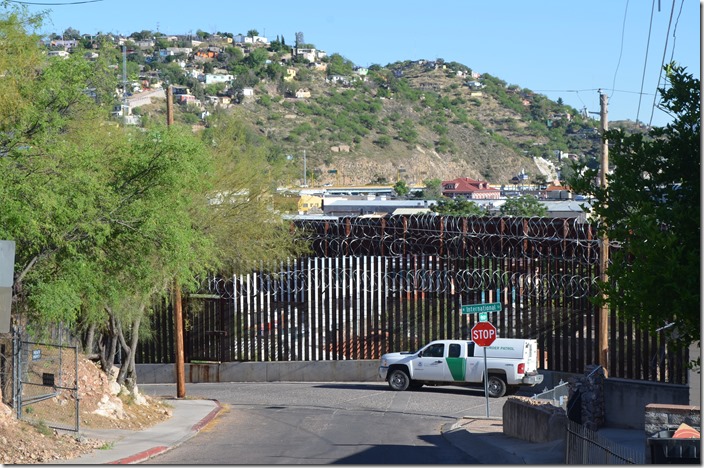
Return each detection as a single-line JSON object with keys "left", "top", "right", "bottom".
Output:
{"left": 0, "top": 240, "right": 16, "bottom": 334}
{"left": 471, "top": 321, "right": 498, "bottom": 417}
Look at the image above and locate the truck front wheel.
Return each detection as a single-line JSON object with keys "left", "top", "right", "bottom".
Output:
{"left": 388, "top": 369, "right": 410, "bottom": 391}
{"left": 487, "top": 375, "right": 507, "bottom": 398}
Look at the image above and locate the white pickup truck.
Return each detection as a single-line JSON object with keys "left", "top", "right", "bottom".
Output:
{"left": 378, "top": 338, "right": 544, "bottom": 397}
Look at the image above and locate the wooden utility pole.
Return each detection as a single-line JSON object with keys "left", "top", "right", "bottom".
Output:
{"left": 166, "top": 85, "right": 186, "bottom": 398}
{"left": 598, "top": 90, "right": 609, "bottom": 377}
{"left": 166, "top": 85, "right": 174, "bottom": 127}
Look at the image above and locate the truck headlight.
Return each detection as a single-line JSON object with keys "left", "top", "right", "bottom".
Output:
{"left": 381, "top": 358, "right": 387, "bottom": 367}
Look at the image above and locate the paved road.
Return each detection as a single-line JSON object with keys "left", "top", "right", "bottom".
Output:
{"left": 139, "top": 382, "right": 508, "bottom": 464}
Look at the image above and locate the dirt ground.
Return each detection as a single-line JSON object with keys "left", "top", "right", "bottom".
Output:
{"left": 0, "top": 357, "right": 172, "bottom": 464}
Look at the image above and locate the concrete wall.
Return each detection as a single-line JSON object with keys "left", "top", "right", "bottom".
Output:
{"left": 603, "top": 378, "right": 689, "bottom": 429}
{"left": 530, "top": 370, "right": 690, "bottom": 430}
{"left": 502, "top": 397, "right": 567, "bottom": 442}
{"left": 689, "top": 342, "right": 700, "bottom": 406}
{"left": 137, "top": 360, "right": 380, "bottom": 384}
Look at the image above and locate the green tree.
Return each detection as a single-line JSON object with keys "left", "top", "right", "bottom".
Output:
{"left": 0, "top": 8, "right": 305, "bottom": 392}
{"left": 247, "top": 29, "right": 259, "bottom": 38}
{"left": 499, "top": 195, "right": 548, "bottom": 217}
{"left": 569, "top": 64, "right": 700, "bottom": 351}
{"left": 326, "top": 53, "right": 354, "bottom": 76}
{"left": 433, "top": 198, "right": 488, "bottom": 216}
{"left": 422, "top": 178, "right": 443, "bottom": 199}
{"left": 62, "top": 26, "right": 80, "bottom": 39}
{"left": 393, "top": 180, "right": 410, "bottom": 197}
{"left": 244, "top": 47, "right": 268, "bottom": 69}
{"left": 396, "top": 119, "right": 418, "bottom": 144}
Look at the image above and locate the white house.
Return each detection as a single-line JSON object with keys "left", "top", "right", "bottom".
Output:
{"left": 233, "top": 34, "right": 269, "bottom": 44}
{"left": 203, "top": 74, "right": 234, "bottom": 85}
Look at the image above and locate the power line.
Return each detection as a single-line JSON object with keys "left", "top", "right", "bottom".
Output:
{"left": 5, "top": 0, "right": 104, "bottom": 5}
{"left": 668, "top": 0, "right": 685, "bottom": 64}
{"left": 648, "top": 0, "right": 677, "bottom": 126}
{"left": 532, "top": 88, "right": 654, "bottom": 96}
{"left": 610, "top": 0, "right": 630, "bottom": 97}
{"left": 635, "top": 0, "right": 657, "bottom": 124}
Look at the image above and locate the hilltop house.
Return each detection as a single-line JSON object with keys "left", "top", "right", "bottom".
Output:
{"left": 441, "top": 177, "right": 501, "bottom": 200}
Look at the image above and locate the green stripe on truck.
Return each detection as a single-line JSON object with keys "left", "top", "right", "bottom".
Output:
{"left": 445, "top": 357, "right": 466, "bottom": 381}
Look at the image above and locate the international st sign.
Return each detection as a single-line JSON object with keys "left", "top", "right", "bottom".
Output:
{"left": 471, "top": 321, "right": 497, "bottom": 347}
{"left": 461, "top": 302, "right": 501, "bottom": 314}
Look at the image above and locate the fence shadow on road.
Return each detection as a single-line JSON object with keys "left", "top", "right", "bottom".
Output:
{"left": 313, "top": 382, "right": 496, "bottom": 398}
{"left": 331, "top": 434, "right": 478, "bottom": 464}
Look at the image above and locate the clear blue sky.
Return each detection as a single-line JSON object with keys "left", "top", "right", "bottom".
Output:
{"left": 14, "top": 0, "right": 702, "bottom": 127}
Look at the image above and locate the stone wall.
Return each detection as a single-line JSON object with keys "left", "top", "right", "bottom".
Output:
{"left": 568, "top": 365, "right": 605, "bottom": 430}
{"left": 644, "top": 403, "right": 701, "bottom": 436}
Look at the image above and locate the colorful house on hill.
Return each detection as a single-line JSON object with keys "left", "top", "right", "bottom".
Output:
{"left": 441, "top": 177, "right": 500, "bottom": 200}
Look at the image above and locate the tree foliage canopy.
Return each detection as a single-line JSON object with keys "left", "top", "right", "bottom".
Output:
{"left": 569, "top": 64, "right": 700, "bottom": 350}
{"left": 433, "top": 198, "right": 488, "bottom": 216}
{"left": 499, "top": 195, "right": 548, "bottom": 217}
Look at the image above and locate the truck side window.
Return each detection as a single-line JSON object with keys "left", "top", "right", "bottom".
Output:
{"left": 449, "top": 343, "right": 461, "bottom": 358}
{"left": 425, "top": 343, "right": 444, "bottom": 357}
{"left": 466, "top": 342, "right": 475, "bottom": 357}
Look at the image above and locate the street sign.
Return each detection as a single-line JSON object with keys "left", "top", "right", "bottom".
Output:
{"left": 471, "top": 321, "right": 497, "bottom": 347}
{"left": 461, "top": 302, "right": 501, "bottom": 314}
{"left": 478, "top": 312, "right": 488, "bottom": 322}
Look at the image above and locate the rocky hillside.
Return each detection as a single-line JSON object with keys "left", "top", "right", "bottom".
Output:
{"left": 108, "top": 35, "right": 617, "bottom": 187}
{"left": 192, "top": 60, "right": 604, "bottom": 187}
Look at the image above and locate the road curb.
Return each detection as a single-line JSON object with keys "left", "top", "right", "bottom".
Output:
{"left": 109, "top": 446, "right": 168, "bottom": 465}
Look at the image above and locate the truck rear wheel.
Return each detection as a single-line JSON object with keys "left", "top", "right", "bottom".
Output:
{"left": 487, "top": 375, "right": 507, "bottom": 398}
{"left": 388, "top": 369, "right": 410, "bottom": 391}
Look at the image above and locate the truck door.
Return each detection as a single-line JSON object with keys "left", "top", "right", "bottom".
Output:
{"left": 414, "top": 342, "right": 446, "bottom": 381}
{"left": 444, "top": 342, "right": 467, "bottom": 381}
{"left": 465, "top": 342, "right": 485, "bottom": 382}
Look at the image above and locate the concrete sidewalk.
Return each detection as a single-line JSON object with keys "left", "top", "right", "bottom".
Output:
{"left": 55, "top": 399, "right": 222, "bottom": 464}
{"left": 441, "top": 416, "right": 648, "bottom": 464}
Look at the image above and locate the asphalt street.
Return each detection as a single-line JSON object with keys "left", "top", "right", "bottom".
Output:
{"left": 138, "top": 382, "right": 503, "bottom": 464}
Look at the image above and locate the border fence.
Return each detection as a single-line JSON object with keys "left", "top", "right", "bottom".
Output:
{"left": 135, "top": 215, "right": 688, "bottom": 385}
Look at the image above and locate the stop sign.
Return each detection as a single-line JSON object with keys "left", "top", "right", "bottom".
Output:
{"left": 471, "top": 321, "right": 497, "bottom": 347}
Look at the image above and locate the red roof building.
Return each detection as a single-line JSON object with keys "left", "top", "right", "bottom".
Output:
{"left": 441, "top": 177, "right": 501, "bottom": 200}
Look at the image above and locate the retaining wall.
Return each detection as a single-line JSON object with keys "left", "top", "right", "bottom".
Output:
{"left": 502, "top": 397, "right": 567, "bottom": 442}
{"left": 604, "top": 378, "right": 689, "bottom": 429}
{"left": 136, "top": 360, "right": 380, "bottom": 384}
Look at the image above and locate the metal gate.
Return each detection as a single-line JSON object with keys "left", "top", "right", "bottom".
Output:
{"left": 12, "top": 334, "right": 79, "bottom": 432}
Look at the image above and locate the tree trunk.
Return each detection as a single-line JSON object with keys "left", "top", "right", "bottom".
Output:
{"left": 84, "top": 322, "right": 96, "bottom": 356}
{"left": 115, "top": 306, "right": 143, "bottom": 392}
{"left": 98, "top": 308, "right": 118, "bottom": 374}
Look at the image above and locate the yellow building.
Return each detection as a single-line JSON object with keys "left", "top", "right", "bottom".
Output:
{"left": 298, "top": 194, "right": 323, "bottom": 213}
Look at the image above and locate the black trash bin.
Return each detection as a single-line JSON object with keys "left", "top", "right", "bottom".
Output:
{"left": 647, "top": 427, "right": 701, "bottom": 464}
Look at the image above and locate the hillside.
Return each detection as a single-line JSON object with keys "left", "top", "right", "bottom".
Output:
{"left": 228, "top": 59, "right": 603, "bottom": 187}
{"left": 67, "top": 32, "right": 622, "bottom": 187}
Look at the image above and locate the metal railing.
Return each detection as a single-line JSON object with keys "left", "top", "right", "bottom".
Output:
{"left": 565, "top": 419, "right": 645, "bottom": 464}
{"left": 531, "top": 380, "right": 570, "bottom": 410}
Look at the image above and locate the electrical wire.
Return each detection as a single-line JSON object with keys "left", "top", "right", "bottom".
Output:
{"left": 610, "top": 0, "right": 630, "bottom": 98}
{"left": 636, "top": 0, "right": 657, "bottom": 124}
{"left": 648, "top": 0, "right": 677, "bottom": 126}
{"left": 4, "top": 0, "right": 104, "bottom": 4}
{"left": 668, "top": 0, "right": 685, "bottom": 64}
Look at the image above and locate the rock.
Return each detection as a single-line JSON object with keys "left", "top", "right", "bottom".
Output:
{"left": 108, "top": 380, "right": 121, "bottom": 396}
